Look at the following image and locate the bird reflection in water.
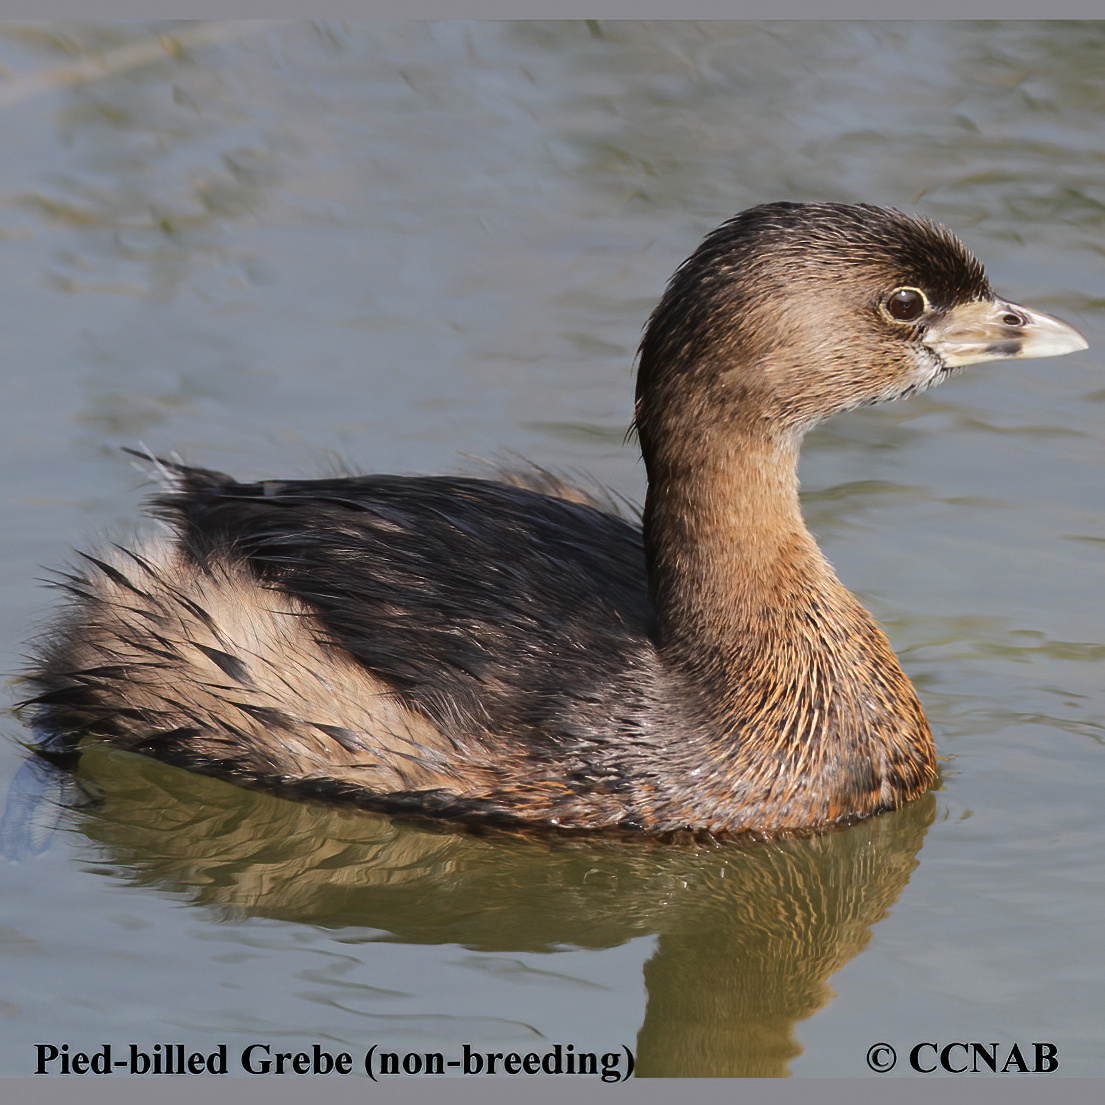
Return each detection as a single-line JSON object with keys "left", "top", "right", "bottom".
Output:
{"left": 13, "top": 743, "right": 936, "bottom": 1078}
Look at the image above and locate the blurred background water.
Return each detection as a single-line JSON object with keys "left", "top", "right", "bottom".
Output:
{"left": 0, "top": 20, "right": 1101, "bottom": 1078}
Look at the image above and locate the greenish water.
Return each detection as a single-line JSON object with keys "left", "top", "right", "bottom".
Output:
{"left": 1, "top": 21, "right": 1101, "bottom": 1078}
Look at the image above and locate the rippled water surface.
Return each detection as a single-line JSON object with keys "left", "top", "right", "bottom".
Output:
{"left": 1, "top": 21, "right": 1102, "bottom": 1078}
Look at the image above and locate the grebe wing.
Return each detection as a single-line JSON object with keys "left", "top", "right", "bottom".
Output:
{"left": 151, "top": 463, "right": 656, "bottom": 742}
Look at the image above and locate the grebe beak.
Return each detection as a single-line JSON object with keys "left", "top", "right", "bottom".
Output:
{"left": 927, "top": 298, "right": 1088, "bottom": 368}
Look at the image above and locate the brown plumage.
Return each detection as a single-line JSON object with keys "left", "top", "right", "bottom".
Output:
{"left": 25, "top": 202, "right": 1087, "bottom": 836}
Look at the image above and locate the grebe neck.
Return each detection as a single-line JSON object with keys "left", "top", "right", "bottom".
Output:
{"left": 643, "top": 426, "right": 920, "bottom": 739}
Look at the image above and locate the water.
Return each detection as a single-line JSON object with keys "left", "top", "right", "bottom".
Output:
{"left": 1, "top": 20, "right": 1101, "bottom": 1078}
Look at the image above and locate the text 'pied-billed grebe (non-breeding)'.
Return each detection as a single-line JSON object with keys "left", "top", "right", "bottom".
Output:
{"left": 26, "top": 203, "right": 1087, "bottom": 837}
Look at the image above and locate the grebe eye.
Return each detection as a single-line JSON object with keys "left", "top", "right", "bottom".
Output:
{"left": 884, "top": 287, "right": 928, "bottom": 322}
{"left": 1001, "top": 309, "right": 1026, "bottom": 327}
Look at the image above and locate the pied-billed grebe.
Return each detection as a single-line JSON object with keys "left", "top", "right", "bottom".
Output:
{"left": 27, "top": 203, "right": 1086, "bottom": 835}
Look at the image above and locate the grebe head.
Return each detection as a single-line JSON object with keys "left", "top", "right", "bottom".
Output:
{"left": 635, "top": 202, "right": 1087, "bottom": 450}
